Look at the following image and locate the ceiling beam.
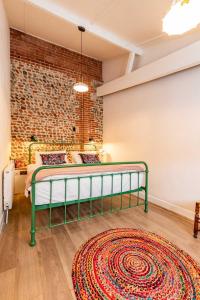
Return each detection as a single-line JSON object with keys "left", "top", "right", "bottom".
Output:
{"left": 97, "top": 40, "right": 200, "bottom": 97}
{"left": 26, "top": 0, "right": 143, "bottom": 55}
{"left": 125, "top": 52, "right": 136, "bottom": 74}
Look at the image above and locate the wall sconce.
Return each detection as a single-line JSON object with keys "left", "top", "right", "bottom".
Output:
{"left": 71, "top": 126, "right": 76, "bottom": 143}
{"left": 30, "top": 135, "right": 38, "bottom": 142}
{"left": 89, "top": 137, "right": 95, "bottom": 144}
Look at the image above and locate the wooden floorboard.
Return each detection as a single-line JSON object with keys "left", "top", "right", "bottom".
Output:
{"left": 0, "top": 194, "right": 199, "bottom": 300}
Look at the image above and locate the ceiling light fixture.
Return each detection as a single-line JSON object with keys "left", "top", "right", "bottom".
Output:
{"left": 73, "top": 26, "right": 89, "bottom": 93}
{"left": 163, "top": 0, "right": 200, "bottom": 35}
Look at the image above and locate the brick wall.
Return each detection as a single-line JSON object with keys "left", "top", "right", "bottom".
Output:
{"left": 10, "top": 29, "right": 103, "bottom": 165}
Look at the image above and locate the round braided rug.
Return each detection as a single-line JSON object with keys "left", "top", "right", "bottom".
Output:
{"left": 72, "top": 228, "right": 200, "bottom": 299}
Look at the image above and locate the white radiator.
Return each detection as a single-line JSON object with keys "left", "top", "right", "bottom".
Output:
{"left": 3, "top": 160, "right": 15, "bottom": 223}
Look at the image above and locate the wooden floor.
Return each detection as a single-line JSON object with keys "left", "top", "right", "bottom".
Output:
{"left": 0, "top": 194, "right": 199, "bottom": 300}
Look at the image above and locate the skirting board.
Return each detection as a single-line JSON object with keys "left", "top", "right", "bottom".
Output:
{"left": 0, "top": 212, "right": 5, "bottom": 234}
{"left": 140, "top": 192, "right": 194, "bottom": 221}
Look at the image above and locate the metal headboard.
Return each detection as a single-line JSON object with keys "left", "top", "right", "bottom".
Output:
{"left": 28, "top": 142, "right": 97, "bottom": 164}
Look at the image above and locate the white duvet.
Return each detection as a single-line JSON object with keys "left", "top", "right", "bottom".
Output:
{"left": 26, "top": 164, "right": 144, "bottom": 206}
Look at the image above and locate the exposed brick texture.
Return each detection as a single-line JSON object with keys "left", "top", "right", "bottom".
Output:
{"left": 10, "top": 29, "right": 103, "bottom": 165}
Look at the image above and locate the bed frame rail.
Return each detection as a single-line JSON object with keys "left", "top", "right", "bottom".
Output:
{"left": 29, "top": 161, "right": 148, "bottom": 246}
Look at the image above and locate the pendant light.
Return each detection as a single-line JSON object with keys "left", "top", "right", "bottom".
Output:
{"left": 163, "top": 0, "right": 200, "bottom": 35}
{"left": 73, "top": 26, "right": 89, "bottom": 93}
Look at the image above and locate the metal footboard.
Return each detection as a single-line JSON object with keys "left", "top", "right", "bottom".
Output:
{"left": 30, "top": 161, "right": 148, "bottom": 246}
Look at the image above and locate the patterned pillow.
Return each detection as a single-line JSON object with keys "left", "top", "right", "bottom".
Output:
{"left": 79, "top": 153, "right": 100, "bottom": 164}
{"left": 40, "top": 153, "right": 66, "bottom": 165}
{"left": 36, "top": 151, "right": 68, "bottom": 165}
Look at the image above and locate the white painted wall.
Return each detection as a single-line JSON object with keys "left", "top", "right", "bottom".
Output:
{"left": 0, "top": 0, "right": 11, "bottom": 230}
{"left": 103, "top": 65, "right": 200, "bottom": 219}
{"left": 103, "top": 54, "right": 129, "bottom": 82}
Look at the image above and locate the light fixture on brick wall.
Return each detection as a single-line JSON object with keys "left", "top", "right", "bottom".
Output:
{"left": 30, "top": 135, "right": 38, "bottom": 142}
{"left": 89, "top": 137, "right": 95, "bottom": 144}
{"left": 163, "top": 0, "right": 200, "bottom": 35}
{"left": 73, "top": 26, "right": 89, "bottom": 93}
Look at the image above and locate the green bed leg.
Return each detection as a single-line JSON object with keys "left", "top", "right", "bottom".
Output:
{"left": 30, "top": 206, "right": 36, "bottom": 246}
{"left": 144, "top": 168, "right": 148, "bottom": 213}
{"left": 30, "top": 181, "right": 36, "bottom": 246}
{"left": 144, "top": 191, "right": 148, "bottom": 213}
{"left": 30, "top": 232, "right": 36, "bottom": 247}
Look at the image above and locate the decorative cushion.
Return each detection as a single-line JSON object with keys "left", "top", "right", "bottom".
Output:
{"left": 71, "top": 151, "right": 83, "bottom": 164}
{"left": 35, "top": 151, "right": 68, "bottom": 165}
{"left": 71, "top": 151, "right": 97, "bottom": 164}
{"left": 40, "top": 153, "right": 66, "bottom": 165}
{"left": 79, "top": 153, "right": 100, "bottom": 164}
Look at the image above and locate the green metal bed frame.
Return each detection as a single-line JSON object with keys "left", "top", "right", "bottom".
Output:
{"left": 28, "top": 142, "right": 149, "bottom": 246}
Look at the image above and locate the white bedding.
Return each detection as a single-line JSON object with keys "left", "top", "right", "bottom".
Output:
{"left": 26, "top": 164, "right": 144, "bottom": 206}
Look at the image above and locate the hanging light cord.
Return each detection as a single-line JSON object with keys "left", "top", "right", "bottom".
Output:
{"left": 81, "top": 30, "right": 83, "bottom": 82}
{"left": 73, "top": 26, "right": 88, "bottom": 92}
{"left": 80, "top": 29, "right": 84, "bottom": 143}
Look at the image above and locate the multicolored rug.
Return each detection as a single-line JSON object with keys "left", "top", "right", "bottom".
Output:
{"left": 72, "top": 228, "right": 200, "bottom": 299}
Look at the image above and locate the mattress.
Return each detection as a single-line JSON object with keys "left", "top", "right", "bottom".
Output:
{"left": 26, "top": 164, "right": 145, "bottom": 206}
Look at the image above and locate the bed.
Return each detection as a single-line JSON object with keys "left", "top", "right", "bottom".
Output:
{"left": 26, "top": 142, "right": 149, "bottom": 246}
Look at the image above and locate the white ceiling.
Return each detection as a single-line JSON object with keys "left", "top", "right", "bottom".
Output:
{"left": 4, "top": 0, "right": 200, "bottom": 61}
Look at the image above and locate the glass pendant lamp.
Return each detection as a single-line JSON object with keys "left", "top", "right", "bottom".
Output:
{"left": 73, "top": 26, "right": 89, "bottom": 93}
